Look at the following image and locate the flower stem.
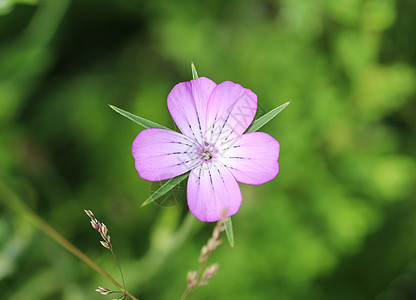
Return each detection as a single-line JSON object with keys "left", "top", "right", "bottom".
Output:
{"left": 179, "top": 287, "right": 192, "bottom": 300}
{"left": 0, "top": 178, "right": 138, "bottom": 300}
{"left": 111, "top": 248, "right": 126, "bottom": 292}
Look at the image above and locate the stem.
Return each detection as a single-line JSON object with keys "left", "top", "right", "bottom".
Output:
{"left": 179, "top": 287, "right": 192, "bottom": 300}
{"left": 181, "top": 259, "right": 207, "bottom": 300}
{"left": 111, "top": 248, "right": 126, "bottom": 292}
{"left": 197, "top": 263, "right": 207, "bottom": 283}
{"left": 0, "top": 179, "right": 138, "bottom": 300}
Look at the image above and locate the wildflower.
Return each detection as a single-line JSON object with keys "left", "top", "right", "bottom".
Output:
{"left": 132, "top": 77, "right": 280, "bottom": 222}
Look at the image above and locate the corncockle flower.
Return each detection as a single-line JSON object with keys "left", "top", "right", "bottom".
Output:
{"left": 132, "top": 77, "right": 280, "bottom": 222}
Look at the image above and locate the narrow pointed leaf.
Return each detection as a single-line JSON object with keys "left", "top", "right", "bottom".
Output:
{"left": 109, "top": 105, "right": 170, "bottom": 130}
{"left": 141, "top": 173, "right": 189, "bottom": 207}
{"left": 224, "top": 217, "right": 235, "bottom": 248}
{"left": 246, "top": 101, "right": 290, "bottom": 133}
{"left": 191, "top": 62, "right": 199, "bottom": 79}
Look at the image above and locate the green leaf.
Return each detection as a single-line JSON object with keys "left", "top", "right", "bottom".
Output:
{"left": 224, "top": 217, "right": 235, "bottom": 248}
{"left": 141, "top": 173, "right": 189, "bottom": 207}
{"left": 109, "top": 105, "right": 170, "bottom": 130}
{"left": 191, "top": 62, "right": 199, "bottom": 79}
{"left": 246, "top": 101, "right": 290, "bottom": 133}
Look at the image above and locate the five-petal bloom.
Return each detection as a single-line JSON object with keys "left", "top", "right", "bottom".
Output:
{"left": 132, "top": 77, "right": 280, "bottom": 222}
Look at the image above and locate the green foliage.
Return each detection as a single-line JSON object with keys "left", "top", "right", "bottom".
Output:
{"left": 224, "top": 218, "right": 235, "bottom": 248}
{"left": 0, "top": 0, "right": 37, "bottom": 15}
{"left": 191, "top": 62, "right": 199, "bottom": 80}
{"left": 141, "top": 173, "right": 189, "bottom": 207}
{"left": 1, "top": 0, "right": 416, "bottom": 299}
{"left": 110, "top": 105, "right": 171, "bottom": 130}
{"left": 246, "top": 101, "right": 290, "bottom": 133}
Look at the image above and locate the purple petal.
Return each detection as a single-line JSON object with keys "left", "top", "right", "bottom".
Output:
{"left": 187, "top": 162, "right": 242, "bottom": 222}
{"left": 218, "top": 132, "right": 279, "bottom": 185}
{"left": 205, "top": 81, "right": 257, "bottom": 144}
{"left": 132, "top": 128, "right": 200, "bottom": 181}
{"left": 167, "top": 77, "right": 217, "bottom": 144}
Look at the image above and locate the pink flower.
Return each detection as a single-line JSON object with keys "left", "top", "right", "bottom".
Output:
{"left": 132, "top": 77, "right": 280, "bottom": 222}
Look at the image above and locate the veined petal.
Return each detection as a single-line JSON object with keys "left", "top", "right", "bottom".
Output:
{"left": 187, "top": 162, "right": 242, "bottom": 222}
{"left": 205, "top": 81, "right": 257, "bottom": 145}
{"left": 218, "top": 132, "right": 280, "bottom": 185}
{"left": 167, "top": 77, "right": 217, "bottom": 144}
{"left": 132, "top": 128, "right": 200, "bottom": 181}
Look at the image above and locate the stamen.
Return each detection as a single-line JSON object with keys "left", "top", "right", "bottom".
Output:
{"left": 202, "top": 150, "right": 213, "bottom": 161}
{"left": 199, "top": 140, "right": 217, "bottom": 162}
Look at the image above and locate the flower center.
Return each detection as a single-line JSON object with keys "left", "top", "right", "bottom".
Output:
{"left": 201, "top": 150, "right": 213, "bottom": 161}
{"left": 199, "top": 141, "right": 216, "bottom": 162}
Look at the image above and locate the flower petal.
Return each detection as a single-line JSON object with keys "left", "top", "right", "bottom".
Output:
{"left": 205, "top": 81, "right": 257, "bottom": 145}
{"left": 132, "top": 128, "right": 200, "bottom": 181}
{"left": 218, "top": 132, "right": 280, "bottom": 185}
{"left": 167, "top": 77, "right": 217, "bottom": 144}
{"left": 187, "top": 162, "right": 242, "bottom": 222}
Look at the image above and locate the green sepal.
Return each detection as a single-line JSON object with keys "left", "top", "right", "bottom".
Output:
{"left": 224, "top": 217, "right": 235, "bottom": 248}
{"left": 246, "top": 101, "right": 290, "bottom": 133}
{"left": 109, "top": 105, "right": 170, "bottom": 130}
{"left": 141, "top": 173, "right": 189, "bottom": 207}
{"left": 191, "top": 62, "right": 199, "bottom": 79}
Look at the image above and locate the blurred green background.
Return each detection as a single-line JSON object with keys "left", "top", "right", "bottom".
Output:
{"left": 1, "top": 0, "right": 415, "bottom": 299}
